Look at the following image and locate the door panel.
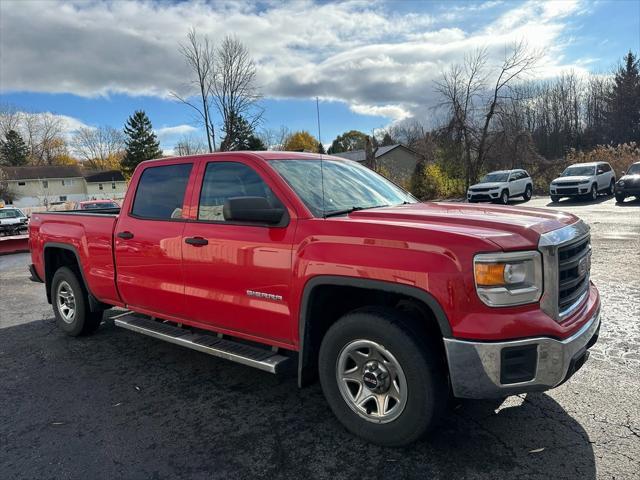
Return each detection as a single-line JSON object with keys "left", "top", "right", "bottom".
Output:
{"left": 115, "top": 162, "right": 194, "bottom": 318}
{"left": 181, "top": 160, "right": 296, "bottom": 344}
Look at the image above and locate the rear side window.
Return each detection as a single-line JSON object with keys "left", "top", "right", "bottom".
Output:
{"left": 131, "top": 163, "right": 192, "bottom": 220}
{"left": 198, "top": 162, "right": 282, "bottom": 222}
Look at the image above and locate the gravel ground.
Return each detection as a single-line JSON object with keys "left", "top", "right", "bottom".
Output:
{"left": 1, "top": 196, "right": 639, "bottom": 480}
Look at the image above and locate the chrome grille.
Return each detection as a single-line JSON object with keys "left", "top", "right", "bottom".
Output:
{"left": 557, "top": 236, "right": 591, "bottom": 313}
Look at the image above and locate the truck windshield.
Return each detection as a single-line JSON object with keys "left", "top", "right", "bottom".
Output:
{"left": 0, "top": 209, "right": 21, "bottom": 219}
{"left": 562, "top": 166, "right": 595, "bottom": 176}
{"left": 480, "top": 172, "right": 509, "bottom": 183}
{"left": 270, "top": 159, "right": 416, "bottom": 217}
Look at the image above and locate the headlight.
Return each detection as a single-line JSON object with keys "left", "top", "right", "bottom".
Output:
{"left": 474, "top": 251, "right": 542, "bottom": 307}
{"left": 618, "top": 180, "right": 625, "bottom": 186}
{"left": 579, "top": 179, "right": 589, "bottom": 184}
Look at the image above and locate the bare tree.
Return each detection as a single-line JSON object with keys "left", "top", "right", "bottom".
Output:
{"left": 72, "top": 126, "right": 125, "bottom": 170}
{"left": 172, "top": 28, "right": 217, "bottom": 152}
{"left": 214, "top": 36, "right": 263, "bottom": 151}
{"left": 174, "top": 134, "right": 207, "bottom": 156}
{"left": 436, "top": 42, "right": 540, "bottom": 188}
{"left": 257, "top": 126, "right": 290, "bottom": 150}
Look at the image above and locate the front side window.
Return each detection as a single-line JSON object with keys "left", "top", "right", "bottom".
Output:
{"left": 198, "top": 162, "right": 283, "bottom": 222}
{"left": 131, "top": 163, "right": 193, "bottom": 220}
{"left": 270, "top": 159, "right": 415, "bottom": 217}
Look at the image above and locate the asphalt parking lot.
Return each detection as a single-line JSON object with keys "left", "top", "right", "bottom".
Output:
{"left": 1, "top": 196, "right": 639, "bottom": 480}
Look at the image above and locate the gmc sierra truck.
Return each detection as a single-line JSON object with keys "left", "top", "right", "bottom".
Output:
{"left": 28, "top": 152, "right": 601, "bottom": 446}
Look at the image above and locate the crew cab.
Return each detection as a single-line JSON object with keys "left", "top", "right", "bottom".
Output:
{"left": 467, "top": 169, "right": 533, "bottom": 204}
{"left": 28, "top": 152, "right": 601, "bottom": 446}
{"left": 614, "top": 161, "right": 640, "bottom": 203}
{"left": 0, "top": 206, "right": 28, "bottom": 236}
{"left": 550, "top": 162, "right": 615, "bottom": 202}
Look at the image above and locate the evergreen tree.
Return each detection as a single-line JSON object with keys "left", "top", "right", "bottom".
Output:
{"left": 220, "top": 114, "right": 265, "bottom": 151}
{"left": 0, "top": 129, "right": 29, "bottom": 166}
{"left": 122, "top": 111, "right": 162, "bottom": 175}
{"left": 317, "top": 142, "right": 326, "bottom": 154}
{"left": 381, "top": 132, "right": 395, "bottom": 146}
{"left": 606, "top": 51, "right": 640, "bottom": 144}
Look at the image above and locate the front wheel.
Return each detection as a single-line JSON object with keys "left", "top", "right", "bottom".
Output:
{"left": 607, "top": 180, "right": 615, "bottom": 196}
{"left": 615, "top": 194, "right": 625, "bottom": 203}
{"left": 51, "top": 267, "right": 103, "bottom": 336}
{"left": 550, "top": 195, "right": 560, "bottom": 203}
{"left": 523, "top": 185, "right": 533, "bottom": 201}
{"left": 318, "top": 307, "right": 447, "bottom": 447}
{"left": 588, "top": 184, "right": 597, "bottom": 201}
{"left": 497, "top": 190, "right": 509, "bottom": 205}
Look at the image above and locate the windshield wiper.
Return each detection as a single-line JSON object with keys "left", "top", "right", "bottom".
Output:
{"left": 323, "top": 204, "right": 391, "bottom": 218}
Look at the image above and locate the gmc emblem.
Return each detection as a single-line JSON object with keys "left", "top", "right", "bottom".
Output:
{"left": 578, "top": 253, "right": 591, "bottom": 277}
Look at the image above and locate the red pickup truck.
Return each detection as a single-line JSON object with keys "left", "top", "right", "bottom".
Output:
{"left": 28, "top": 152, "right": 601, "bottom": 446}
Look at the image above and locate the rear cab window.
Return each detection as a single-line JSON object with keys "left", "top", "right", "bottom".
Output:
{"left": 131, "top": 163, "right": 193, "bottom": 220}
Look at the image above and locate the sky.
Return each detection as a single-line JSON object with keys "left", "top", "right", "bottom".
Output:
{"left": 1, "top": 0, "right": 639, "bottom": 153}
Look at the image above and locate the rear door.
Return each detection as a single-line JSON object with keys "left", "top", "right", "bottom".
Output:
{"left": 114, "top": 160, "right": 195, "bottom": 319}
{"left": 181, "top": 158, "right": 297, "bottom": 344}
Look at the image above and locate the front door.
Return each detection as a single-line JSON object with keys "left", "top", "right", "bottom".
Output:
{"left": 114, "top": 161, "right": 195, "bottom": 319}
{"left": 181, "top": 159, "right": 297, "bottom": 344}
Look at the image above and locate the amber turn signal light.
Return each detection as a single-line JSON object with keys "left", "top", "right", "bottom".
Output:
{"left": 475, "top": 263, "right": 506, "bottom": 287}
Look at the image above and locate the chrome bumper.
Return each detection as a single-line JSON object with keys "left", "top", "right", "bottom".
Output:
{"left": 444, "top": 306, "right": 601, "bottom": 399}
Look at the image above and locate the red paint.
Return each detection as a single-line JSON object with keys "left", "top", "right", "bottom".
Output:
{"left": 29, "top": 152, "right": 600, "bottom": 350}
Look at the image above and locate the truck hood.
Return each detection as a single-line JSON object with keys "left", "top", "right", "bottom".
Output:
{"left": 552, "top": 176, "right": 591, "bottom": 184}
{"left": 349, "top": 202, "right": 579, "bottom": 250}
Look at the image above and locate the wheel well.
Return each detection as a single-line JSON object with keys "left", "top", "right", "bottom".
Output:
{"left": 43, "top": 246, "right": 106, "bottom": 311}
{"left": 298, "top": 283, "right": 448, "bottom": 387}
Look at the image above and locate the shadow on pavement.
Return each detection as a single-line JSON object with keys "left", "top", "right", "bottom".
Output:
{"left": 545, "top": 196, "right": 612, "bottom": 207}
{"left": 0, "top": 317, "right": 596, "bottom": 480}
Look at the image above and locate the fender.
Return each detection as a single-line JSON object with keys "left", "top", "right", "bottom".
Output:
{"left": 297, "top": 275, "right": 452, "bottom": 387}
{"left": 43, "top": 242, "right": 106, "bottom": 312}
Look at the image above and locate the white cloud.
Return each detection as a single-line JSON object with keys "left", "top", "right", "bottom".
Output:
{"left": 155, "top": 124, "right": 198, "bottom": 139}
{"left": 0, "top": 0, "right": 591, "bottom": 122}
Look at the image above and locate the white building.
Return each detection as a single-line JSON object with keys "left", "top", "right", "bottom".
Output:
{"left": 1, "top": 166, "right": 127, "bottom": 208}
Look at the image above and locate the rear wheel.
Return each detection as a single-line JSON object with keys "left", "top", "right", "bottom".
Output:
{"left": 318, "top": 307, "right": 447, "bottom": 447}
{"left": 51, "top": 267, "right": 103, "bottom": 336}
{"left": 523, "top": 185, "right": 533, "bottom": 201}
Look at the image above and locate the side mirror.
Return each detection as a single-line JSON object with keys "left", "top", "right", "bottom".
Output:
{"left": 621, "top": 171, "right": 626, "bottom": 176}
{"left": 223, "top": 196, "right": 284, "bottom": 225}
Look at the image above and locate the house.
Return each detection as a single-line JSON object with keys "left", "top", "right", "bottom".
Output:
{"left": 0, "top": 165, "right": 127, "bottom": 208}
{"left": 333, "top": 144, "right": 423, "bottom": 185}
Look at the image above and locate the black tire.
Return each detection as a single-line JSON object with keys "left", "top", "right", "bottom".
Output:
{"left": 318, "top": 307, "right": 447, "bottom": 447}
{"left": 523, "top": 184, "right": 533, "bottom": 201}
{"left": 615, "top": 194, "right": 625, "bottom": 203}
{"left": 498, "top": 190, "right": 509, "bottom": 205}
{"left": 607, "top": 180, "right": 615, "bottom": 196}
{"left": 51, "top": 267, "right": 103, "bottom": 336}
{"left": 588, "top": 184, "right": 597, "bottom": 201}
{"left": 550, "top": 195, "right": 560, "bottom": 203}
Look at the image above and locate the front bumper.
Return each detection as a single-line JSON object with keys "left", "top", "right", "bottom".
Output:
{"left": 444, "top": 305, "right": 600, "bottom": 399}
{"left": 467, "top": 191, "right": 499, "bottom": 201}
{"left": 550, "top": 185, "right": 590, "bottom": 196}
{"left": 615, "top": 185, "right": 640, "bottom": 196}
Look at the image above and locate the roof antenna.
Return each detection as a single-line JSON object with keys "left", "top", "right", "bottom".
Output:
{"left": 316, "top": 96, "right": 326, "bottom": 217}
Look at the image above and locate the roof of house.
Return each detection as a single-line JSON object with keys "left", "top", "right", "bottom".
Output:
{"left": 332, "top": 144, "right": 421, "bottom": 162}
{"left": 83, "top": 170, "right": 126, "bottom": 182}
{"left": 1, "top": 165, "right": 84, "bottom": 180}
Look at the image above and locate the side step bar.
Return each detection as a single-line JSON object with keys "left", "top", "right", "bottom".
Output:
{"left": 114, "top": 313, "right": 290, "bottom": 374}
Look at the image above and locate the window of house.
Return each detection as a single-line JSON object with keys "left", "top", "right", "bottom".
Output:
{"left": 98, "top": 183, "right": 103, "bottom": 190}
{"left": 131, "top": 163, "right": 193, "bottom": 220}
{"left": 59, "top": 196, "right": 67, "bottom": 202}
{"left": 198, "top": 162, "right": 283, "bottom": 222}
{"left": 112, "top": 182, "right": 116, "bottom": 189}
{"left": 62, "top": 179, "right": 74, "bottom": 186}
{"left": 42, "top": 180, "right": 48, "bottom": 189}
{"left": 18, "top": 181, "right": 25, "bottom": 186}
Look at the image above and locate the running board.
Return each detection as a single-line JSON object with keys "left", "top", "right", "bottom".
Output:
{"left": 114, "top": 313, "right": 290, "bottom": 374}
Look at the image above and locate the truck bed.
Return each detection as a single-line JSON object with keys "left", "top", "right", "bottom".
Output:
{"left": 29, "top": 210, "right": 122, "bottom": 306}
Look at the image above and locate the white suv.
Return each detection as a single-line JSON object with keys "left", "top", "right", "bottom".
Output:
{"left": 550, "top": 162, "right": 615, "bottom": 203}
{"left": 467, "top": 169, "right": 533, "bottom": 205}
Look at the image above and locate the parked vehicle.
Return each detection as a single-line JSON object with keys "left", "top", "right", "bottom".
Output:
{"left": 28, "top": 152, "right": 601, "bottom": 446}
{"left": 73, "top": 199, "right": 120, "bottom": 210}
{"left": 467, "top": 169, "right": 533, "bottom": 204}
{"left": 0, "top": 206, "right": 28, "bottom": 236}
{"left": 550, "top": 162, "right": 615, "bottom": 203}
{"left": 614, "top": 162, "right": 640, "bottom": 203}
